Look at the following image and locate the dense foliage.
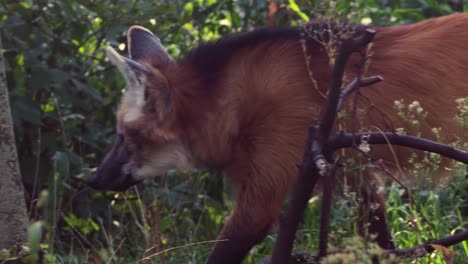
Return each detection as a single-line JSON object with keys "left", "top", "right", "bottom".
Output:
{"left": 1, "top": 0, "right": 467, "bottom": 263}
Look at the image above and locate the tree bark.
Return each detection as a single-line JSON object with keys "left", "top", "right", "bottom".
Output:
{"left": 0, "top": 33, "right": 29, "bottom": 249}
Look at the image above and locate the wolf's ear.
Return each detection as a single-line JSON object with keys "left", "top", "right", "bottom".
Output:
{"left": 127, "top": 26, "right": 172, "bottom": 68}
{"left": 106, "top": 46, "right": 148, "bottom": 91}
{"left": 106, "top": 46, "right": 172, "bottom": 124}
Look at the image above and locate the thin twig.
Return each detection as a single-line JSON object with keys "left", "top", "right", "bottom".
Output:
{"left": 140, "top": 239, "right": 228, "bottom": 261}
{"left": 319, "top": 29, "right": 376, "bottom": 139}
{"left": 337, "top": 75, "right": 383, "bottom": 112}
{"left": 353, "top": 146, "right": 407, "bottom": 190}
{"left": 107, "top": 238, "right": 127, "bottom": 264}
{"left": 370, "top": 126, "right": 408, "bottom": 183}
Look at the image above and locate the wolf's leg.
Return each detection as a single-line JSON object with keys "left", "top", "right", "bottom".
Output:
{"left": 207, "top": 178, "right": 285, "bottom": 264}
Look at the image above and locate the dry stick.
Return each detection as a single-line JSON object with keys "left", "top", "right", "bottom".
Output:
{"left": 386, "top": 229, "right": 468, "bottom": 258}
{"left": 316, "top": 29, "right": 376, "bottom": 260}
{"left": 327, "top": 132, "right": 468, "bottom": 164}
{"left": 107, "top": 238, "right": 127, "bottom": 264}
{"left": 368, "top": 126, "right": 415, "bottom": 211}
{"left": 353, "top": 145, "right": 416, "bottom": 229}
{"left": 267, "top": 27, "right": 468, "bottom": 263}
{"left": 322, "top": 133, "right": 468, "bottom": 259}
{"left": 333, "top": 131, "right": 468, "bottom": 244}
{"left": 318, "top": 161, "right": 338, "bottom": 258}
{"left": 336, "top": 75, "right": 383, "bottom": 112}
{"left": 319, "top": 29, "right": 376, "bottom": 139}
{"left": 353, "top": 146, "right": 408, "bottom": 191}
{"left": 270, "top": 29, "right": 376, "bottom": 264}
{"left": 139, "top": 239, "right": 228, "bottom": 262}
{"left": 370, "top": 126, "right": 408, "bottom": 187}
{"left": 270, "top": 127, "right": 322, "bottom": 264}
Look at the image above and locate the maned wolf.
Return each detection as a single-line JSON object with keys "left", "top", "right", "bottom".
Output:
{"left": 89, "top": 13, "right": 468, "bottom": 264}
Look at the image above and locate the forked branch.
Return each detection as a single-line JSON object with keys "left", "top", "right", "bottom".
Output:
{"left": 262, "top": 25, "right": 468, "bottom": 264}
{"left": 269, "top": 28, "right": 376, "bottom": 264}
{"left": 319, "top": 29, "right": 376, "bottom": 139}
{"left": 336, "top": 75, "right": 383, "bottom": 112}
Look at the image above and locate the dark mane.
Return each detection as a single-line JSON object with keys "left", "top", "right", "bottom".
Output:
{"left": 179, "top": 27, "right": 301, "bottom": 95}
{"left": 178, "top": 27, "right": 301, "bottom": 90}
{"left": 177, "top": 23, "right": 357, "bottom": 92}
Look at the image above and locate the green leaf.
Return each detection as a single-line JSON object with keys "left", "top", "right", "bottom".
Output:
{"left": 288, "top": 0, "right": 309, "bottom": 21}
{"left": 28, "top": 221, "right": 43, "bottom": 264}
{"left": 72, "top": 79, "right": 103, "bottom": 101}
{"left": 54, "top": 151, "right": 70, "bottom": 179}
{"left": 159, "top": 216, "right": 173, "bottom": 233}
{"left": 30, "top": 67, "right": 52, "bottom": 91}
{"left": 49, "top": 69, "right": 70, "bottom": 84}
{"left": 1, "top": 14, "right": 25, "bottom": 28}
{"left": 13, "top": 99, "right": 42, "bottom": 125}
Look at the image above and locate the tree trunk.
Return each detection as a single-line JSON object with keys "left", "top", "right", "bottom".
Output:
{"left": 0, "top": 33, "right": 29, "bottom": 249}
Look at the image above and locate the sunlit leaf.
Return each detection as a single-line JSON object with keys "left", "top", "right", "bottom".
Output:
{"left": 288, "top": 0, "right": 309, "bottom": 21}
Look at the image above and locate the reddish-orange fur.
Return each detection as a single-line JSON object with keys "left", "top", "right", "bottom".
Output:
{"left": 176, "top": 14, "right": 464, "bottom": 263}
{"left": 102, "top": 14, "right": 468, "bottom": 264}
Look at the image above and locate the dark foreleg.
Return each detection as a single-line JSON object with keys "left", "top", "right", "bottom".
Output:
{"left": 207, "top": 180, "right": 285, "bottom": 264}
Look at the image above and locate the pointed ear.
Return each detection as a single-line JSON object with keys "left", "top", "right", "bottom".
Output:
{"left": 127, "top": 26, "right": 172, "bottom": 68}
{"left": 106, "top": 46, "right": 149, "bottom": 89}
{"left": 106, "top": 46, "right": 172, "bottom": 124}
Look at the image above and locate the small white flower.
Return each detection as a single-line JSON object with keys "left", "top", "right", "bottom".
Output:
{"left": 359, "top": 134, "right": 371, "bottom": 153}
{"left": 395, "top": 127, "right": 406, "bottom": 134}
{"left": 408, "top": 101, "right": 420, "bottom": 111}
{"left": 359, "top": 142, "right": 370, "bottom": 153}
{"left": 361, "top": 17, "right": 372, "bottom": 25}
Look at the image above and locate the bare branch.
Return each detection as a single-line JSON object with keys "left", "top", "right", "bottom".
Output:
{"left": 328, "top": 132, "right": 468, "bottom": 164}
{"left": 354, "top": 146, "right": 408, "bottom": 189}
{"left": 337, "top": 75, "right": 384, "bottom": 112}
{"left": 386, "top": 229, "right": 468, "bottom": 258}
{"left": 318, "top": 161, "right": 338, "bottom": 258}
{"left": 271, "top": 127, "right": 321, "bottom": 264}
{"left": 344, "top": 29, "right": 377, "bottom": 53}
{"left": 360, "top": 75, "right": 384, "bottom": 86}
{"left": 271, "top": 28, "right": 376, "bottom": 264}
{"left": 319, "top": 29, "right": 376, "bottom": 139}
{"left": 265, "top": 21, "right": 466, "bottom": 264}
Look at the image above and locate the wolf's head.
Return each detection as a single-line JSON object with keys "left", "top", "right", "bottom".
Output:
{"left": 88, "top": 26, "right": 193, "bottom": 191}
